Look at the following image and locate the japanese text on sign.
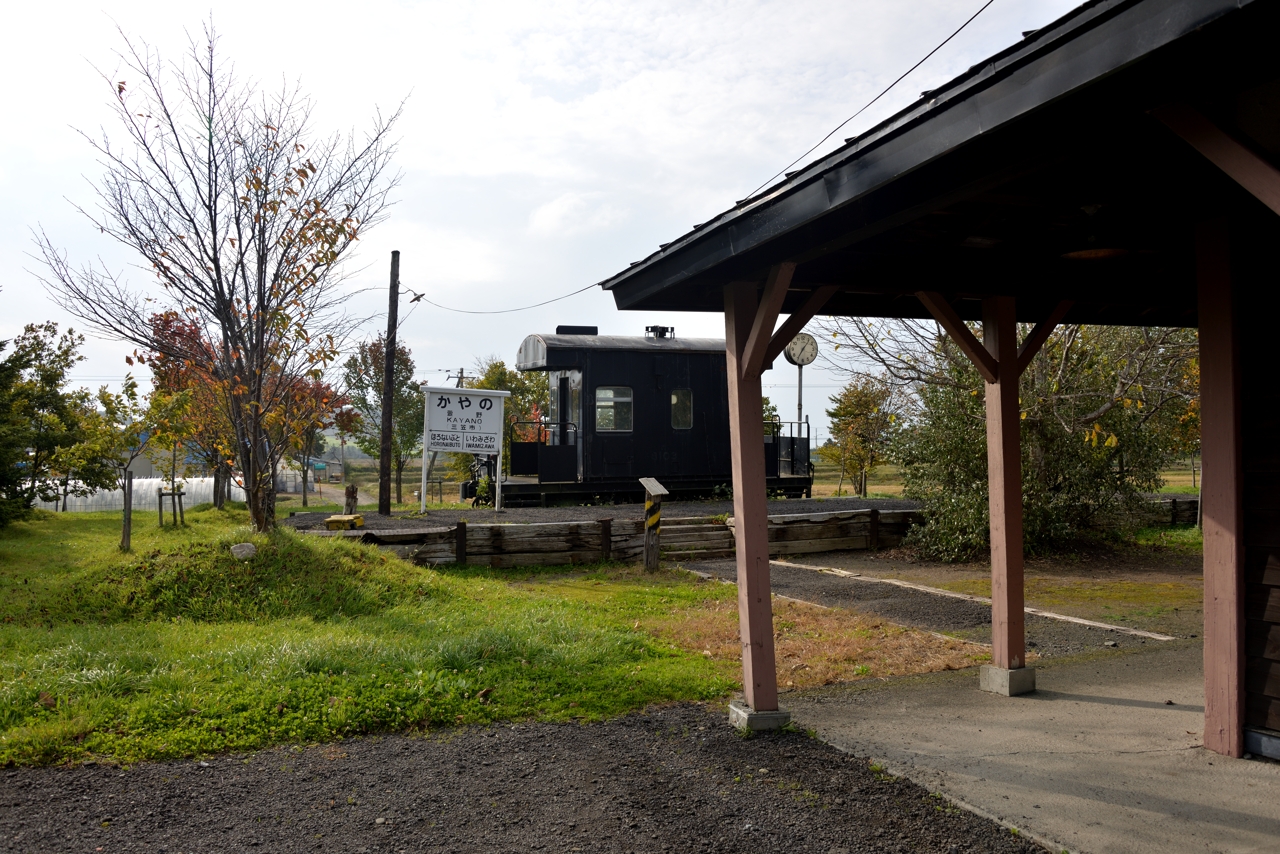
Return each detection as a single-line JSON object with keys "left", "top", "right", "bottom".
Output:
{"left": 422, "top": 388, "right": 507, "bottom": 454}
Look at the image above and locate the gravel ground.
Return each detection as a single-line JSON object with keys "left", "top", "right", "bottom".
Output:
{"left": 0, "top": 704, "right": 1042, "bottom": 854}
{"left": 283, "top": 496, "right": 920, "bottom": 531}
{"left": 689, "top": 559, "right": 1155, "bottom": 660}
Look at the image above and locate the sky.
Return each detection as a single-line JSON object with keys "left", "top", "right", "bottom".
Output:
{"left": 1, "top": 0, "right": 1084, "bottom": 444}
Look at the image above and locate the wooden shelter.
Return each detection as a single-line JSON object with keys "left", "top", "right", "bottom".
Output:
{"left": 598, "top": 0, "right": 1280, "bottom": 757}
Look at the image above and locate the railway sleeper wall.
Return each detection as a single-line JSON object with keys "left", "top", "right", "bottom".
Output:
{"left": 403, "top": 510, "right": 922, "bottom": 568}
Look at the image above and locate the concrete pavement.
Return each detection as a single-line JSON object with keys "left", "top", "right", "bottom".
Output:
{"left": 789, "top": 641, "right": 1280, "bottom": 854}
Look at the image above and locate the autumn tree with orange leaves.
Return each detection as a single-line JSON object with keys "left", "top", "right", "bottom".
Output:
{"left": 36, "top": 24, "right": 400, "bottom": 530}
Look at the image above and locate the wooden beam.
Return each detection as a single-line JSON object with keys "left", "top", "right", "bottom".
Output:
{"left": 916, "top": 291, "right": 998, "bottom": 383}
{"left": 741, "top": 263, "right": 794, "bottom": 380}
{"left": 1156, "top": 104, "right": 1280, "bottom": 217}
{"left": 1197, "top": 218, "right": 1244, "bottom": 758}
{"left": 1016, "top": 300, "right": 1073, "bottom": 375}
{"left": 762, "top": 285, "right": 841, "bottom": 369}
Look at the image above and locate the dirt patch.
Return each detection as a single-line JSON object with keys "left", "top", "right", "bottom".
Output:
{"left": 643, "top": 595, "right": 989, "bottom": 691}
{"left": 0, "top": 704, "right": 1041, "bottom": 854}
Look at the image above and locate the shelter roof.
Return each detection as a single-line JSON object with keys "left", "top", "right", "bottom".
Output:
{"left": 599, "top": 0, "right": 1279, "bottom": 326}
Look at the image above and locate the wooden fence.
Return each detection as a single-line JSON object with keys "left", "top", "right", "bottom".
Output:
{"left": 728, "top": 508, "right": 918, "bottom": 556}
{"left": 306, "top": 497, "right": 1191, "bottom": 568}
{"left": 307, "top": 509, "right": 918, "bottom": 567}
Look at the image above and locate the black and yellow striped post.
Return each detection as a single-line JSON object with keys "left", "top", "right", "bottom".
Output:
{"left": 639, "top": 477, "right": 668, "bottom": 573}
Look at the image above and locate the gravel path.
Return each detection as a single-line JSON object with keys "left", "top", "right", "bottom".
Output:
{"left": 283, "top": 496, "right": 920, "bottom": 531}
{"left": 690, "top": 559, "right": 1157, "bottom": 660}
{"left": 1, "top": 704, "right": 1040, "bottom": 854}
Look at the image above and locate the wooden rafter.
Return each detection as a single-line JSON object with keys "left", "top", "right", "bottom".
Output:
{"left": 740, "top": 263, "right": 794, "bottom": 379}
{"left": 1016, "top": 301, "right": 1073, "bottom": 375}
{"left": 1156, "top": 104, "right": 1280, "bottom": 217}
{"left": 915, "top": 291, "right": 997, "bottom": 383}
{"left": 762, "top": 285, "right": 841, "bottom": 369}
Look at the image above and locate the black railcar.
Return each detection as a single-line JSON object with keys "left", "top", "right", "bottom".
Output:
{"left": 505, "top": 326, "right": 810, "bottom": 506}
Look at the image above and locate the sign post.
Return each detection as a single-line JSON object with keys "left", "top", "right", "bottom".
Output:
{"left": 420, "top": 385, "right": 511, "bottom": 510}
{"left": 639, "top": 477, "right": 668, "bottom": 573}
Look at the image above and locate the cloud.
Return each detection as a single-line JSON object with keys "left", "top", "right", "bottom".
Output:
{"left": 1, "top": 0, "right": 1086, "bottom": 426}
{"left": 528, "top": 192, "right": 628, "bottom": 237}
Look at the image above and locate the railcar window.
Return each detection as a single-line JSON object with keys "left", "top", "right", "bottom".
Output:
{"left": 595, "top": 387, "right": 633, "bottom": 432}
{"left": 671, "top": 389, "right": 692, "bottom": 429}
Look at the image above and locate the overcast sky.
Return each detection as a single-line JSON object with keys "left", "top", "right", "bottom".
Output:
{"left": 2, "top": 0, "right": 1083, "bottom": 443}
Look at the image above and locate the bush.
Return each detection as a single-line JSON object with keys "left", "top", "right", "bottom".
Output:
{"left": 894, "top": 328, "right": 1193, "bottom": 561}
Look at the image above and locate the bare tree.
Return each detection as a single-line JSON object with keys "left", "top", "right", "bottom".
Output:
{"left": 813, "top": 317, "right": 1197, "bottom": 436}
{"left": 36, "top": 24, "right": 400, "bottom": 530}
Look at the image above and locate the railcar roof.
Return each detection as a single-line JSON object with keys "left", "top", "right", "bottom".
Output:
{"left": 516, "top": 334, "right": 726, "bottom": 371}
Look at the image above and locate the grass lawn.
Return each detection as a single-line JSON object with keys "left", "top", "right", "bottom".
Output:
{"left": 0, "top": 508, "right": 738, "bottom": 766}
{"left": 0, "top": 507, "right": 983, "bottom": 767}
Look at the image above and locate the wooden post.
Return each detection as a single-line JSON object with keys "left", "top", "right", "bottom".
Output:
{"left": 158, "top": 488, "right": 165, "bottom": 527}
{"left": 600, "top": 518, "right": 612, "bottom": 562}
{"left": 914, "top": 292, "right": 1069, "bottom": 695}
{"left": 641, "top": 478, "right": 667, "bottom": 572}
{"left": 1198, "top": 218, "right": 1244, "bottom": 758}
{"left": 177, "top": 491, "right": 185, "bottom": 526}
{"left": 120, "top": 471, "right": 133, "bottom": 552}
{"left": 379, "top": 250, "right": 400, "bottom": 517}
{"left": 725, "top": 280, "right": 782, "bottom": 714}
{"left": 984, "top": 296, "right": 1027, "bottom": 673}
{"left": 455, "top": 520, "right": 467, "bottom": 566}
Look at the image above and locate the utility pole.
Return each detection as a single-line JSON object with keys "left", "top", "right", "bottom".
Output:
{"left": 379, "top": 250, "right": 399, "bottom": 516}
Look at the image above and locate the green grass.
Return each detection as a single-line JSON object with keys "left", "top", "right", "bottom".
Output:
{"left": 1129, "top": 524, "right": 1203, "bottom": 554}
{"left": 0, "top": 509, "right": 736, "bottom": 766}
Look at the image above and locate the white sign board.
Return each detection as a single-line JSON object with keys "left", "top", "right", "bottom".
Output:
{"left": 421, "top": 386, "right": 510, "bottom": 454}
{"left": 420, "top": 385, "right": 511, "bottom": 511}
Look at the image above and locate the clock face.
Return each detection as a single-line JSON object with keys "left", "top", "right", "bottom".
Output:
{"left": 784, "top": 333, "right": 818, "bottom": 366}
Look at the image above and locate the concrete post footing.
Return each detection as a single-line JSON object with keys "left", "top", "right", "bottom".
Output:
{"left": 728, "top": 699, "right": 791, "bottom": 731}
{"left": 980, "top": 665, "right": 1037, "bottom": 696}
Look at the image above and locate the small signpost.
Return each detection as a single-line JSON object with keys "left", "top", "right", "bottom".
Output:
{"left": 420, "top": 385, "right": 512, "bottom": 510}
{"left": 639, "top": 477, "right": 668, "bottom": 573}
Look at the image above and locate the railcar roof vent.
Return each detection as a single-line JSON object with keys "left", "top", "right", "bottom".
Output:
{"left": 645, "top": 325, "right": 674, "bottom": 339}
{"left": 556, "top": 325, "right": 598, "bottom": 335}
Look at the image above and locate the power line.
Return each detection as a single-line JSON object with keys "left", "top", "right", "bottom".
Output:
{"left": 744, "top": 0, "right": 997, "bottom": 200}
{"left": 404, "top": 282, "right": 599, "bottom": 316}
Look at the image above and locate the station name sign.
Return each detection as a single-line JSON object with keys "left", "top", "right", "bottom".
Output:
{"left": 420, "top": 386, "right": 511, "bottom": 455}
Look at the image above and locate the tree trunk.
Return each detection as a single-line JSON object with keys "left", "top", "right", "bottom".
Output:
{"left": 836, "top": 462, "right": 846, "bottom": 497}
{"left": 395, "top": 456, "right": 404, "bottom": 505}
{"left": 212, "top": 466, "right": 224, "bottom": 510}
{"left": 300, "top": 454, "right": 310, "bottom": 508}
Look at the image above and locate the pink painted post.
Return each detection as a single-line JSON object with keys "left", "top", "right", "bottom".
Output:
{"left": 1198, "top": 219, "right": 1244, "bottom": 758}
{"left": 724, "top": 282, "right": 780, "bottom": 714}
{"left": 984, "top": 296, "right": 1027, "bottom": 674}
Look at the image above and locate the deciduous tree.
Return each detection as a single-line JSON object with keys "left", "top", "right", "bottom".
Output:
{"left": 819, "top": 375, "right": 902, "bottom": 497}
{"left": 36, "top": 25, "right": 399, "bottom": 530}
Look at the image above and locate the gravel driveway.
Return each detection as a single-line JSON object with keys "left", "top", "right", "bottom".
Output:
{"left": 1, "top": 704, "right": 1040, "bottom": 854}
{"left": 689, "top": 559, "right": 1162, "bottom": 660}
